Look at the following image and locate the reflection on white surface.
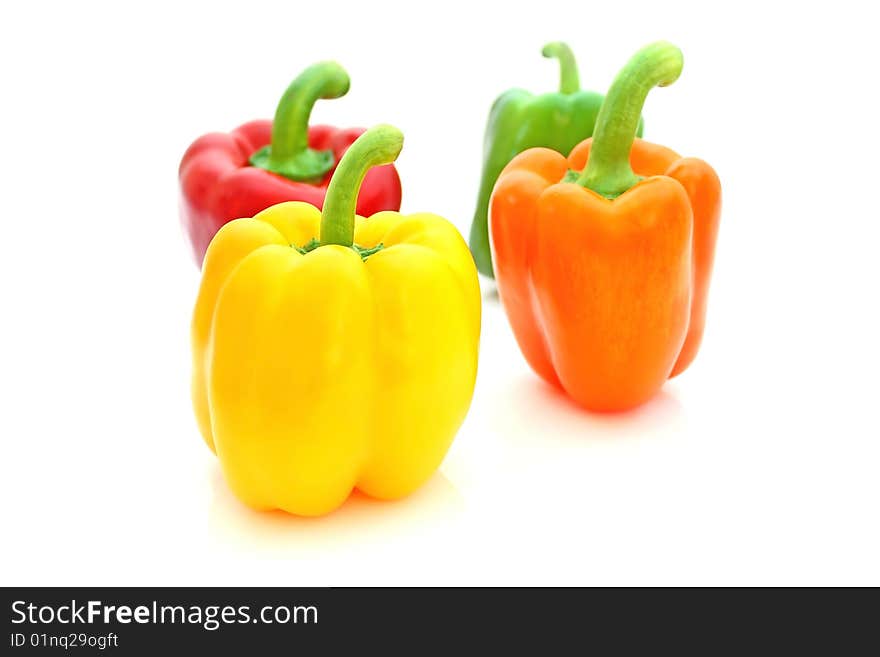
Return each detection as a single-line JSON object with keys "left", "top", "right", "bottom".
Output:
{"left": 477, "top": 280, "right": 685, "bottom": 447}
{"left": 497, "top": 375, "right": 685, "bottom": 445}
{"left": 208, "top": 467, "right": 463, "bottom": 556}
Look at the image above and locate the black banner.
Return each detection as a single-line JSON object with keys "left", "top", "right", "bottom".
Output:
{"left": 2, "top": 587, "right": 876, "bottom": 653}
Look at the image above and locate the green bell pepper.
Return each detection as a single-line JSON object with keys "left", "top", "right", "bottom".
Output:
{"left": 468, "top": 42, "right": 644, "bottom": 278}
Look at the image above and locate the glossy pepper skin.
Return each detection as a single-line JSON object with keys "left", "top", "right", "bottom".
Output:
{"left": 469, "top": 42, "right": 643, "bottom": 278}
{"left": 179, "top": 62, "right": 401, "bottom": 266}
{"left": 192, "top": 126, "right": 480, "bottom": 516}
{"left": 491, "top": 42, "right": 721, "bottom": 412}
{"left": 567, "top": 139, "right": 721, "bottom": 377}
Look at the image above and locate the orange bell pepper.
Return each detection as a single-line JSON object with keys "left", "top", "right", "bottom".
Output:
{"left": 490, "top": 42, "right": 721, "bottom": 411}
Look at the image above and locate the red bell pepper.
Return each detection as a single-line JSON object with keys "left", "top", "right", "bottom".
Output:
{"left": 179, "top": 61, "right": 402, "bottom": 265}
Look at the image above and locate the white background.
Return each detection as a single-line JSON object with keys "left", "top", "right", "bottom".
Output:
{"left": 1, "top": 0, "right": 878, "bottom": 586}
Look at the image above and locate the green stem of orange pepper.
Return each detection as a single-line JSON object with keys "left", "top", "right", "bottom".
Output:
{"left": 578, "top": 42, "right": 683, "bottom": 198}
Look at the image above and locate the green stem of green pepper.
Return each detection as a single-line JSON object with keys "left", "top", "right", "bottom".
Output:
{"left": 541, "top": 42, "right": 580, "bottom": 94}
{"left": 577, "top": 42, "right": 683, "bottom": 198}
{"left": 249, "top": 61, "right": 350, "bottom": 182}
{"left": 320, "top": 125, "right": 403, "bottom": 248}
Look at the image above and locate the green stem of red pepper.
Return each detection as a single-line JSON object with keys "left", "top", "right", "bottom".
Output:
{"left": 320, "top": 125, "right": 403, "bottom": 248}
{"left": 542, "top": 42, "right": 580, "bottom": 94}
{"left": 249, "top": 61, "right": 350, "bottom": 182}
{"left": 577, "top": 42, "right": 683, "bottom": 198}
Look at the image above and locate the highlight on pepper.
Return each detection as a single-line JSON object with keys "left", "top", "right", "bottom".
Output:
{"left": 191, "top": 125, "right": 481, "bottom": 517}
{"left": 468, "top": 42, "right": 643, "bottom": 279}
{"left": 179, "top": 61, "right": 402, "bottom": 266}
{"left": 490, "top": 41, "right": 722, "bottom": 412}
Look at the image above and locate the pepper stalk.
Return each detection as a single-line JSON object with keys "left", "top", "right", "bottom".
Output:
{"left": 320, "top": 124, "right": 404, "bottom": 251}
{"left": 249, "top": 61, "right": 350, "bottom": 182}
{"left": 578, "top": 42, "right": 683, "bottom": 199}
{"left": 542, "top": 42, "right": 580, "bottom": 94}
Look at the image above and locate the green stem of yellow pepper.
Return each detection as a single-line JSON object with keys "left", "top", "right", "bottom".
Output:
{"left": 578, "top": 42, "right": 683, "bottom": 198}
{"left": 320, "top": 125, "right": 404, "bottom": 248}
{"left": 542, "top": 42, "right": 580, "bottom": 94}
{"left": 249, "top": 61, "right": 350, "bottom": 182}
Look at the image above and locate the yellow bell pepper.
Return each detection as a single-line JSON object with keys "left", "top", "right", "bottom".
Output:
{"left": 191, "top": 125, "right": 481, "bottom": 516}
